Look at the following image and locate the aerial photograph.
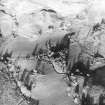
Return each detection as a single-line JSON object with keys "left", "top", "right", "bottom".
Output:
{"left": 0, "top": 0, "right": 105, "bottom": 105}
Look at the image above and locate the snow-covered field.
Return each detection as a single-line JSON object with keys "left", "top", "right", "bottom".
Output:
{"left": 1, "top": 0, "right": 105, "bottom": 105}
{"left": 1, "top": 0, "right": 105, "bottom": 38}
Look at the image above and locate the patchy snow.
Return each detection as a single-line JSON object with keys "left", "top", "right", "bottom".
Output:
{"left": 1, "top": 0, "right": 105, "bottom": 38}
